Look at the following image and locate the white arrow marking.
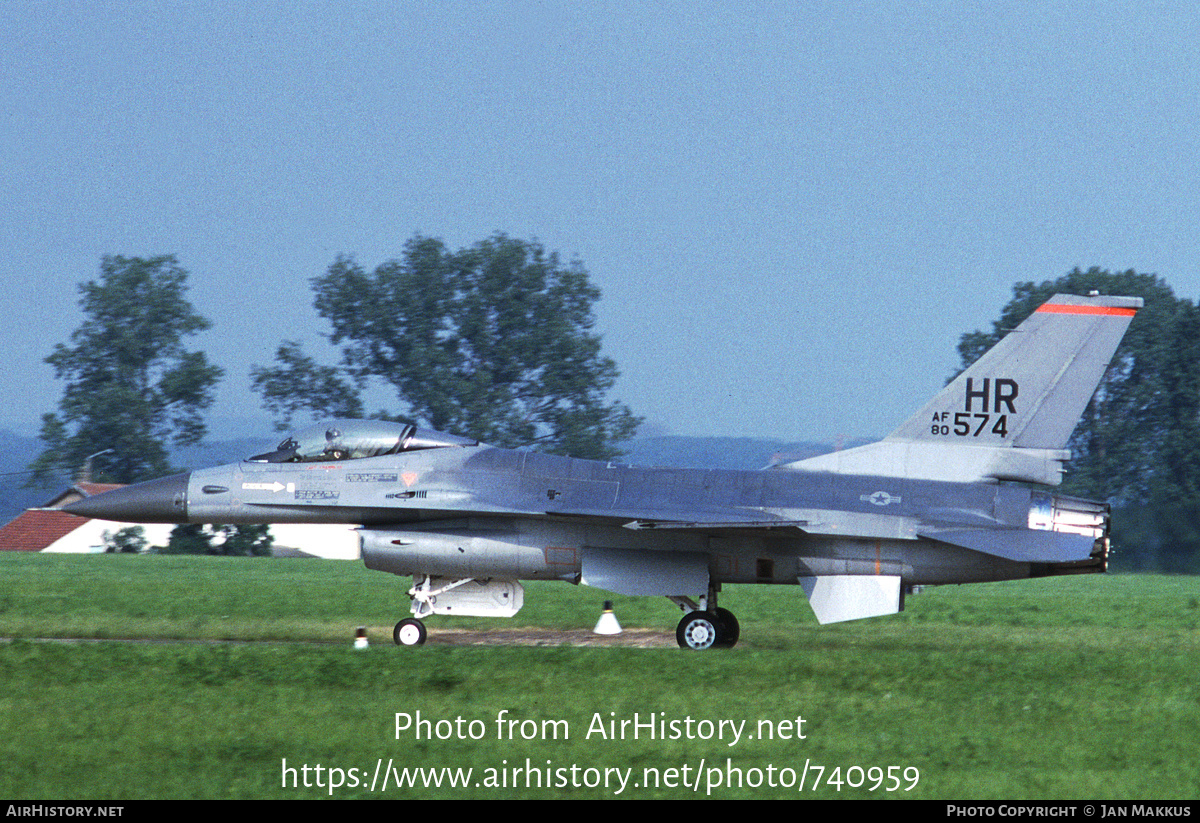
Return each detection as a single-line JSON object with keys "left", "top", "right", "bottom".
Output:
{"left": 241, "top": 481, "right": 286, "bottom": 493}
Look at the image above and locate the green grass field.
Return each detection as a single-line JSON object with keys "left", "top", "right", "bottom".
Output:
{"left": 1, "top": 552, "right": 1198, "bottom": 799}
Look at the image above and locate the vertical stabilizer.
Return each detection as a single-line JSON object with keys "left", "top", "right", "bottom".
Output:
{"left": 781, "top": 294, "right": 1142, "bottom": 484}
{"left": 888, "top": 294, "right": 1141, "bottom": 449}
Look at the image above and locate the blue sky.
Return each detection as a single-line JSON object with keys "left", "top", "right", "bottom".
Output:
{"left": 5, "top": 2, "right": 1199, "bottom": 445}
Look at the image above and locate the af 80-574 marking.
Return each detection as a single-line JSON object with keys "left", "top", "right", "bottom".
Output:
{"left": 930, "top": 377, "right": 1018, "bottom": 437}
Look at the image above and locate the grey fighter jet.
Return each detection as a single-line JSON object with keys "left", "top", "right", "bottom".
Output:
{"left": 63, "top": 293, "right": 1141, "bottom": 649}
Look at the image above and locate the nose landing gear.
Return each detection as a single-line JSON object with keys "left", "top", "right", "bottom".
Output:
{"left": 393, "top": 617, "right": 427, "bottom": 646}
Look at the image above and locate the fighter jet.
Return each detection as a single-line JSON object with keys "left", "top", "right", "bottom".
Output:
{"left": 63, "top": 293, "right": 1141, "bottom": 649}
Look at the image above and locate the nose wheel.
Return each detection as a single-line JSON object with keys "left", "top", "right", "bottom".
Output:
{"left": 393, "top": 617, "right": 428, "bottom": 646}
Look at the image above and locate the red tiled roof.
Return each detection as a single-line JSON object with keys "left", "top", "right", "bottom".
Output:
{"left": 76, "top": 482, "right": 122, "bottom": 496}
{"left": 0, "top": 508, "right": 90, "bottom": 552}
{"left": 40, "top": 483, "right": 123, "bottom": 509}
{"left": 0, "top": 483, "right": 126, "bottom": 552}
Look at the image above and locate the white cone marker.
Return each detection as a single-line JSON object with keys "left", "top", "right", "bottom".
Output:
{"left": 593, "top": 600, "right": 622, "bottom": 635}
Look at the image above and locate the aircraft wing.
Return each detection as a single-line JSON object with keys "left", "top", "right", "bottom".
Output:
{"left": 546, "top": 501, "right": 808, "bottom": 532}
{"left": 553, "top": 504, "right": 911, "bottom": 540}
{"left": 613, "top": 513, "right": 1096, "bottom": 564}
{"left": 619, "top": 517, "right": 810, "bottom": 531}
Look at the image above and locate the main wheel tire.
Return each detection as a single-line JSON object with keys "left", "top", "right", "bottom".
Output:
{"left": 393, "top": 617, "right": 427, "bottom": 646}
{"left": 714, "top": 607, "right": 740, "bottom": 648}
{"left": 676, "top": 611, "right": 719, "bottom": 650}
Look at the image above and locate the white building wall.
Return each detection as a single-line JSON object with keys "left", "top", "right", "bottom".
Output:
{"left": 41, "top": 521, "right": 359, "bottom": 559}
{"left": 267, "top": 523, "right": 360, "bottom": 559}
{"left": 42, "top": 522, "right": 176, "bottom": 553}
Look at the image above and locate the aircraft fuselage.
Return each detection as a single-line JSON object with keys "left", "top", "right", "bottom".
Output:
{"left": 171, "top": 443, "right": 1103, "bottom": 589}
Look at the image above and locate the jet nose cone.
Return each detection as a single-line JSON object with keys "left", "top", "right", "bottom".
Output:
{"left": 62, "top": 472, "right": 190, "bottom": 523}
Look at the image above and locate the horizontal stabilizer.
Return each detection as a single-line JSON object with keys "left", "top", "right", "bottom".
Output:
{"left": 799, "top": 575, "right": 902, "bottom": 624}
{"left": 919, "top": 527, "right": 1096, "bottom": 563}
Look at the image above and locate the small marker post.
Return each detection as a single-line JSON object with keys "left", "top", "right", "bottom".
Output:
{"left": 354, "top": 626, "right": 369, "bottom": 649}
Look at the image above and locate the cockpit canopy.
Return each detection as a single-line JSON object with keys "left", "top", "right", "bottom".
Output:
{"left": 248, "top": 420, "right": 478, "bottom": 463}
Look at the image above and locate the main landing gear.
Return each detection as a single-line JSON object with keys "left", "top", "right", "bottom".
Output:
{"left": 670, "top": 585, "right": 740, "bottom": 650}
{"left": 675, "top": 608, "right": 740, "bottom": 650}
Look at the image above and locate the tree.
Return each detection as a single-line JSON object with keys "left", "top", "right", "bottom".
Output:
{"left": 957, "top": 269, "right": 1200, "bottom": 572}
{"left": 162, "top": 523, "right": 212, "bottom": 555}
{"left": 30, "top": 255, "right": 223, "bottom": 485}
{"left": 102, "top": 525, "right": 147, "bottom": 554}
{"left": 252, "top": 234, "right": 641, "bottom": 459}
{"left": 250, "top": 340, "right": 363, "bottom": 430}
{"left": 161, "top": 524, "right": 273, "bottom": 556}
{"left": 215, "top": 524, "right": 274, "bottom": 557}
